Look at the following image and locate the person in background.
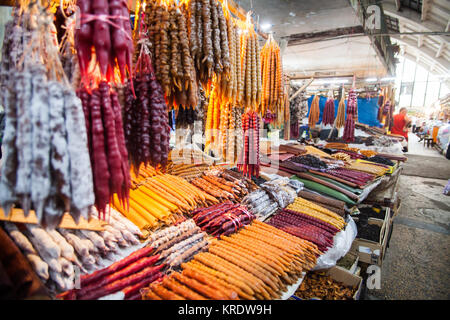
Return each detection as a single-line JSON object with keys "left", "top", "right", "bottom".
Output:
{"left": 417, "top": 121, "right": 427, "bottom": 141}
{"left": 391, "top": 107, "right": 411, "bottom": 152}
{"left": 411, "top": 116, "right": 417, "bottom": 133}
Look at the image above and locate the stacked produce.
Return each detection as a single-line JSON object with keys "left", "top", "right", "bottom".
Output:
{"left": 343, "top": 89, "right": 357, "bottom": 142}
{"left": 147, "top": 219, "right": 210, "bottom": 270}
{"left": 345, "top": 161, "right": 389, "bottom": 177}
{"left": 286, "top": 198, "right": 346, "bottom": 231}
{"left": 294, "top": 272, "right": 357, "bottom": 300}
{"left": 237, "top": 111, "right": 260, "bottom": 178}
{"left": 60, "top": 246, "right": 163, "bottom": 300}
{"left": 297, "top": 190, "right": 346, "bottom": 216}
{"left": 368, "top": 155, "right": 395, "bottom": 166}
{"left": 325, "top": 142, "right": 348, "bottom": 149}
{"left": 190, "top": 168, "right": 253, "bottom": 202}
{"left": 305, "top": 145, "right": 332, "bottom": 158}
{"left": 169, "top": 148, "right": 215, "bottom": 166}
{"left": 331, "top": 153, "right": 351, "bottom": 162}
{"left": 359, "top": 149, "right": 378, "bottom": 158}
{"left": 191, "top": 201, "right": 255, "bottom": 237}
{"left": 242, "top": 189, "right": 278, "bottom": 220}
{"left": 0, "top": 4, "right": 94, "bottom": 227}
{"left": 143, "top": 221, "right": 321, "bottom": 300}
{"left": 144, "top": 0, "right": 198, "bottom": 109}
{"left": 322, "top": 98, "right": 335, "bottom": 126}
{"left": 325, "top": 168, "right": 375, "bottom": 187}
{"left": 260, "top": 34, "right": 282, "bottom": 117}
{"left": 308, "top": 95, "right": 320, "bottom": 128}
{"left": 227, "top": 168, "right": 261, "bottom": 192}
{"left": 75, "top": 0, "right": 134, "bottom": 84}
{"left": 334, "top": 150, "right": 366, "bottom": 160}
{"left": 123, "top": 38, "right": 170, "bottom": 170}
{"left": 129, "top": 164, "right": 159, "bottom": 189}
{"left": 290, "top": 154, "right": 328, "bottom": 171}
{"left": 242, "top": 177, "right": 301, "bottom": 220}
{"left": 267, "top": 208, "right": 339, "bottom": 253}
{"left": 2, "top": 206, "right": 142, "bottom": 294}
{"left": 113, "top": 174, "right": 219, "bottom": 230}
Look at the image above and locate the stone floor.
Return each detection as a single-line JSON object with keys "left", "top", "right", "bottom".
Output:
{"left": 367, "top": 136, "right": 450, "bottom": 300}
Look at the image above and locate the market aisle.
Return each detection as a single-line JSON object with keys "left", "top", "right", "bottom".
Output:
{"left": 407, "top": 132, "right": 443, "bottom": 158}
{"left": 369, "top": 171, "right": 450, "bottom": 299}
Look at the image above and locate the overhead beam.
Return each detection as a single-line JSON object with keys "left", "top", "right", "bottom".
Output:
{"left": 421, "top": 0, "right": 431, "bottom": 22}
{"left": 418, "top": 35, "right": 424, "bottom": 47}
{"left": 289, "top": 78, "right": 314, "bottom": 102}
{"left": 392, "top": 35, "right": 450, "bottom": 71}
{"left": 436, "top": 42, "right": 445, "bottom": 58}
{"left": 288, "top": 73, "right": 354, "bottom": 80}
{"left": 286, "top": 26, "right": 365, "bottom": 46}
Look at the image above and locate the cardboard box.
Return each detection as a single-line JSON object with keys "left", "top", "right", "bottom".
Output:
{"left": 291, "top": 266, "right": 363, "bottom": 300}
{"left": 326, "top": 266, "right": 363, "bottom": 300}
{"left": 350, "top": 217, "right": 390, "bottom": 266}
{"left": 337, "top": 251, "right": 359, "bottom": 274}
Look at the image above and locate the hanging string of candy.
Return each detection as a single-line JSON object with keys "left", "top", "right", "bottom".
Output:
{"left": 377, "top": 88, "right": 385, "bottom": 122}
{"left": 343, "top": 89, "right": 357, "bottom": 142}
{"left": 123, "top": 31, "right": 171, "bottom": 171}
{"left": 236, "top": 13, "right": 262, "bottom": 111}
{"left": 322, "top": 96, "right": 335, "bottom": 126}
{"left": 308, "top": 95, "right": 320, "bottom": 128}
{"left": 335, "top": 93, "right": 346, "bottom": 129}
{"left": 237, "top": 111, "right": 260, "bottom": 178}
{"left": 0, "top": 2, "right": 94, "bottom": 228}
{"left": 260, "top": 33, "right": 282, "bottom": 119}
{"left": 75, "top": 0, "right": 133, "bottom": 218}
{"left": 144, "top": 0, "right": 198, "bottom": 110}
{"left": 235, "top": 14, "right": 262, "bottom": 178}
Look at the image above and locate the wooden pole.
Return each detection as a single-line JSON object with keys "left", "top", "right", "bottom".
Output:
{"left": 289, "top": 78, "right": 314, "bottom": 102}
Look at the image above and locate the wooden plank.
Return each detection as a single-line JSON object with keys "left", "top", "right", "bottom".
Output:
{"left": 289, "top": 78, "right": 314, "bottom": 102}
{"left": 0, "top": 208, "right": 106, "bottom": 231}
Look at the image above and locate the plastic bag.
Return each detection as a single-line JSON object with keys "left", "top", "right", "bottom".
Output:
{"left": 313, "top": 215, "right": 357, "bottom": 271}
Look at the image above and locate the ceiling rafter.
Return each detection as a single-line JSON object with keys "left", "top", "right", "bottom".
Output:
{"left": 421, "top": 0, "right": 432, "bottom": 21}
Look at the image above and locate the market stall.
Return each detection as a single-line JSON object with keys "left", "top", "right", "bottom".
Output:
{"left": 0, "top": 0, "right": 407, "bottom": 301}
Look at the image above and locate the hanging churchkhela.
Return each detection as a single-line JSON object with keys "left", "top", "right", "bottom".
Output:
{"left": 76, "top": 0, "right": 134, "bottom": 85}
{"left": 144, "top": 0, "right": 198, "bottom": 110}
{"left": 0, "top": 4, "right": 94, "bottom": 228}
{"left": 308, "top": 95, "right": 320, "bottom": 128}
{"left": 75, "top": 0, "right": 133, "bottom": 218}
{"left": 123, "top": 35, "right": 171, "bottom": 171}
{"left": 260, "top": 34, "right": 282, "bottom": 118}
{"left": 237, "top": 111, "right": 260, "bottom": 178}
{"left": 322, "top": 98, "right": 335, "bottom": 126}
{"left": 334, "top": 95, "right": 346, "bottom": 129}
{"left": 343, "top": 89, "right": 357, "bottom": 142}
